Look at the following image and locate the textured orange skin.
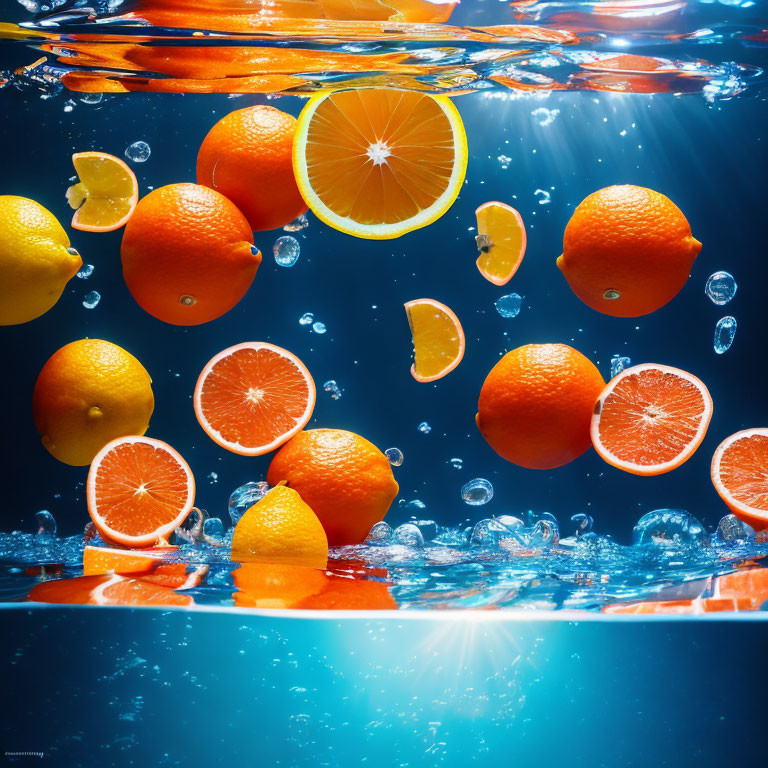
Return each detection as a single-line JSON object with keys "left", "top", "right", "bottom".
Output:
{"left": 557, "top": 185, "right": 701, "bottom": 317}
{"left": 476, "top": 343, "right": 605, "bottom": 470}
{"left": 120, "top": 183, "right": 258, "bottom": 325}
{"left": 197, "top": 106, "right": 307, "bottom": 232}
{"left": 267, "top": 429, "right": 399, "bottom": 545}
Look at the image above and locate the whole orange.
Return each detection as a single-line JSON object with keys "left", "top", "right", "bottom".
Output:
{"left": 476, "top": 343, "right": 605, "bottom": 470}
{"left": 557, "top": 185, "right": 701, "bottom": 317}
{"left": 266, "top": 429, "right": 399, "bottom": 545}
{"left": 120, "top": 183, "right": 260, "bottom": 325}
{"left": 196, "top": 105, "right": 307, "bottom": 231}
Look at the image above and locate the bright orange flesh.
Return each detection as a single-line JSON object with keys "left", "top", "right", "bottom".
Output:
{"left": 591, "top": 364, "right": 712, "bottom": 476}
{"left": 475, "top": 201, "right": 526, "bottom": 286}
{"left": 83, "top": 545, "right": 176, "bottom": 576}
{"left": 87, "top": 436, "right": 195, "bottom": 548}
{"left": 194, "top": 342, "right": 315, "bottom": 456}
{"left": 405, "top": 299, "right": 465, "bottom": 382}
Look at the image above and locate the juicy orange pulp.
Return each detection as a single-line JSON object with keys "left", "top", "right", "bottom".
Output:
{"left": 405, "top": 299, "right": 465, "bottom": 382}
{"left": 475, "top": 201, "right": 526, "bottom": 286}
{"left": 83, "top": 544, "right": 177, "bottom": 576}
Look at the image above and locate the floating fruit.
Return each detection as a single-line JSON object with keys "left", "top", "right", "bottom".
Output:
{"left": 0, "top": 195, "right": 82, "bottom": 325}
{"left": 591, "top": 363, "right": 712, "bottom": 476}
{"left": 477, "top": 343, "right": 605, "bottom": 470}
{"left": 404, "top": 298, "right": 465, "bottom": 382}
{"left": 66, "top": 151, "right": 138, "bottom": 232}
{"left": 292, "top": 88, "right": 467, "bottom": 239}
{"left": 120, "top": 183, "right": 260, "bottom": 325}
{"left": 267, "top": 429, "right": 399, "bottom": 545}
{"left": 33, "top": 339, "right": 154, "bottom": 466}
{"left": 194, "top": 342, "right": 315, "bottom": 456}
{"left": 475, "top": 201, "right": 526, "bottom": 286}
{"left": 557, "top": 185, "right": 701, "bottom": 317}
{"left": 87, "top": 436, "right": 195, "bottom": 548}
{"left": 83, "top": 544, "right": 176, "bottom": 576}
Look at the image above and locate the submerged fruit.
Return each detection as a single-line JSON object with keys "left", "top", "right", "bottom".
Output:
{"left": 233, "top": 562, "right": 329, "bottom": 609}
{"left": 292, "top": 88, "right": 467, "bottom": 239}
{"left": 231, "top": 484, "right": 328, "bottom": 569}
{"left": 196, "top": 105, "right": 307, "bottom": 231}
{"left": 87, "top": 436, "right": 196, "bottom": 548}
{"left": 120, "top": 183, "right": 260, "bottom": 325}
{"left": 404, "top": 298, "right": 465, "bottom": 382}
{"left": 475, "top": 201, "right": 526, "bottom": 286}
{"left": 557, "top": 185, "right": 701, "bottom": 317}
{"left": 711, "top": 429, "right": 768, "bottom": 530}
{"left": 83, "top": 545, "right": 176, "bottom": 576}
{"left": 267, "top": 429, "right": 399, "bottom": 545}
{"left": 0, "top": 195, "right": 82, "bottom": 325}
{"left": 194, "top": 342, "right": 315, "bottom": 456}
{"left": 33, "top": 339, "right": 154, "bottom": 466}
{"left": 66, "top": 151, "right": 138, "bottom": 232}
{"left": 477, "top": 343, "right": 605, "bottom": 470}
{"left": 591, "top": 363, "right": 712, "bottom": 476}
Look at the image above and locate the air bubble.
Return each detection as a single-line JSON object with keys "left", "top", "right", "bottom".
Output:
{"left": 312, "top": 321, "right": 326, "bottom": 334}
{"left": 273, "top": 236, "right": 300, "bottom": 267}
{"left": 76, "top": 264, "right": 94, "bottom": 279}
{"left": 125, "top": 141, "right": 151, "bottom": 163}
{"left": 705, "top": 271, "right": 737, "bottom": 305}
{"left": 495, "top": 293, "right": 522, "bottom": 318}
{"left": 418, "top": 422, "right": 432, "bottom": 434}
{"left": 179, "top": 295, "right": 197, "bottom": 306}
{"left": 610, "top": 355, "right": 631, "bottom": 378}
{"left": 323, "top": 380, "right": 342, "bottom": 400}
{"left": 299, "top": 312, "right": 314, "bottom": 326}
{"left": 385, "top": 447, "right": 403, "bottom": 466}
{"left": 82, "top": 290, "right": 100, "bottom": 309}
{"left": 461, "top": 478, "right": 493, "bottom": 506}
{"left": 603, "top": 289, "right": 621, "bottom": 300}
{"left": 714, "top": 316, "right": 736, "bottom": 354}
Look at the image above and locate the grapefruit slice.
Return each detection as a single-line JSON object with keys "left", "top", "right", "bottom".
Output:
{"left": 591, "top": 363, "right": 712, "bottom": 476}
{"left": 83, "top": 544, "right": 177, "bottom": 576}
{"left": 66, "top": 151, "right": 139, "bottom": 232}
{"left": 475, "top": 201, "right": 526, "bottom": 286}
{"left": 87, "top": 436, "right": 196, "bottom": 548}
{"left": 404, "top": 298, "right": 465, "bottom": 382}
{"left": 711, "top": 429, "right": 768, "bottom": 530}
{"left": 194, "top": 342, "right": 315, "bottom": 456}
{"left": 293, "top": 88, "right": 467, "bottom": 239}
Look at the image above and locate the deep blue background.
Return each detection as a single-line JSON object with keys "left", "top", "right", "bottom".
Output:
{"left": 2, "top": 73, "right": 767, "bottom": 541}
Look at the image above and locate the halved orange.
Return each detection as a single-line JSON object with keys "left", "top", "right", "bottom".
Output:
{"left": 66, "top": 151, "right": 139, "bottom": 232}
{"left": 475, "top": 201, "right": 526, "bottom": 286}
{"left": 87, "top": 436, "right": 196, "bottom": 548}
{"left": 293, "top": 88, "right": 467, "bottom": 239}
{"left": 711, "top": 429, "right": 768, "bottom": 530}
{"left": 591, "top": 363, "right": 712, "bottom": 476}
{"left": 83, "top": 544, "right": 177, "bottom": 576}
{"left": 194, "top": 342, "right": 315, "bottom": 456}
{"left": 404, "top": 298, "right": 465, "bottom": 382}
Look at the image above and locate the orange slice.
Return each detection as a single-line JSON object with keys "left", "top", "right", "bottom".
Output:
{"left": 293, "top": 88, "right": 468, "bottom": 239}
{"left": 87, "top": 436, "right": 196, "bottom": 548}
{"left": 194, "top": 342, "right": 315, "bottom": 456}
{"left": 711, "top": 429, "right": 768, "bottom": 530}
{"left": 83, "top": 544, "right": 177, "bottom": 576}
{"left": 602, "top": 597, "right": 756, "bottom": 615}
{"left": 475, "top": 201, "right": 526, "bottom": 286}
{"left": 404, "top": 298, "right": 465, "bottom": 382}
{"left": 140, "top": 563, "right": 208, "bottom": 589}
{"left": 591, "top": 363, "right": 712, "bottom": 476}
{"left": 66, "top": 151, "right": 139, "bottom": 232}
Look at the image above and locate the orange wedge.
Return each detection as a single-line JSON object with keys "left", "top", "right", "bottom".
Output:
{"left": 591, "top": 363, "right": 712, "bottom": 476}
{"left": 83, "top": 544, "right": 177, "bottom": 576}
{"left": 404, "top": 299, "right": 465, "bottom": 382}
{"left": 194, "top": 342, "right": 315, "bottom": 456}
{"left": 711, "top": 429, "right": 768, "bottom": 530}
{"left": 293, "top": 88, "right": 467, "bottom": 239}
{"left": 87, "top": 436, "right": 196, "bottom": 548}
{"left": 475, "top": 202, "right": 526, "bottom": 286}
{"left": 66, "top": 152, "right": 138, "bottom": 232}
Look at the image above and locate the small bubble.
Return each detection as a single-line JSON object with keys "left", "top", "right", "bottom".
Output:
{"left": 79, "top": 92, "right": 103, "bottom": 105}
{"left": 273, "top": 236, "right": 300, "bottom": 267}
{"left": 534, "top": 189, "right": 551, "bottom": 205}
{"left": 714, "top": 316, "right": 736, "bottom": 354}
{"left": 461, "top": 478, "right": 493, "bottom": 506}
{"left": 610, "top": 355, "right": 631, "bottom": 378}
{"left": 449, "top": 458, "right": 463, "bottom": 469}
{"left": 82, "top": 290, "right": 100, "bottom": 309}
{"left": 366, "top": 521, "right": 393, "bottom": 544}
{"left": 393, "top": 523, "right": 424, "bottom": 548}
{"left": 35, "top": 510, "right": 57, "bottom": 537}
{"left": 228, "top": 481, "right": 270, "bottom": 526}
{"left": 418, "top": 421, "right": 432, "bottom": 434}
{"left": 312, "top": 321, "right": 326, "bottom": 334}
{"left": 497, "top": 154, "right": 512, "bottom": 170}
{"left": 603, "top": 289, "right": 621, "bottom": 300}
{"left": 322, "top": 380, "right": 342, "bottom": 400}
{"left": 63, "top": 99, "right": 75, "bottom": 113}
{"left": 179, "top": 295, "right": 197, "bottom": 306}
{"left": 125, "top": 141, "right": 151, "bottom": 163}
{"left": 283, "top": 214, "right": 309, "bottom": 233}
{"left": 299, "top": 312, "right": 314, "bottom": 326}
{"left": 203, "top": 517, "right": 224, "bottom": 538}
{"left": 705, "top": 271, "right": 737, "bottom": 305}
{"left": 385, "top": 447, "right": 403, "bottom": 466}
{"left": 207, "top": 471, "right": 218, "bottom": 484}
{"left": 571, "top": 513, "right": 593, "bottom": 535}
{"left": 495, "top": 293, "right": 522, "bottom": 318}
{"left": 76, "top": 264, "right": 94, "bottom": 279}
{"left": 531, "top": 107, "right": 559, "bottom": 126}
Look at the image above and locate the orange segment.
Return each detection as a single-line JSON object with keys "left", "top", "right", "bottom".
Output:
{"left": 711, "top": 429, "right": 768, "bottom": 530}
{"left": 83, "top": 544, "right": 177, "bottom": 576}
{"left": 87, "top": 436, "right": 196, "bottom": 548}
{"left": 67, "top": 152, "right": 138, "bottom": 232}
{"left": 194, "top": 342, "right": 315, "bottom": 456}
{"left": 404, "top": 298, "right": 465, "bottom": 382}
{"left": 293, "top": 88, "right": 467, "bottom": 239}
{"left": 475, "top": 201, "right": 526, "bottom": 286}
{"left": 591, "top": 363, "right": 712, "bottom": 476}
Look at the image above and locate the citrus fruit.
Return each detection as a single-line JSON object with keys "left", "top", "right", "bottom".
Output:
{"left": 140, "top": 563, "right": 207, "bottom": 589}
{"left": 33, "top": 339, "right": 155, "bottom": 466}
{"left": 194, "top": 342, "right": 315, "bottom": 456}
{"left": 711, "top": 429, "right": 768, "bottom": 530}
{"left": 66, "top": 151, "right": 138, "bottom": 232}
{"left": 556, "top": 185, "right": 701, "bottom": 317}
{"left": 231, "top": 483, "right": 328, "bottom": 568}
{"left": 475, "top": 201, "right": 526, "bottom": 286}
{"left": 87, "top": 436, "right": 196, "bottom": 548}
{"left": 0, "top": 195, "right": 82, "bottom": 325}
{"left": 233, "top": 562, "right": 329, "bottom": 609}
{"left": 404, "top": 298, "right": 465, "bottom": 382}
{"left": 602, "top": 597, "right": 754, "bottom": 615}
{"left": 292, "top": 88, "right": 467, "bottom": 239}
{"left": 120, "top": 183, "right": 260, "bottom": 325}
{"left": 266, "top": 428, "right": 399, "bottom": 545}
{"left": 295, "top": 576, "right": 398, "bottom": 611}
{"left": 83, "top": 544, "right": 176, "bottom": 576}
{"left": 196, "top": 105, "right": 307, "bottom": 231}
{"left": 476, "top": 343, "right": 605, "bottom": 470}
{"left": 591, "top": 363, "right": 712, "bottom": 476}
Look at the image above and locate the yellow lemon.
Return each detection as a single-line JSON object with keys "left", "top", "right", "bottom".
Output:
{"left": 0, "top": 195, "right": 82, "bottom": 325}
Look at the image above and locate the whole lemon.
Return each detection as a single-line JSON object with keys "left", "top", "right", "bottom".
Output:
{"left": 0, "top": 195, "right": 82, "bottom": 325}
{"left": 32, "top": 339, "right": 155, "bottom": 466}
